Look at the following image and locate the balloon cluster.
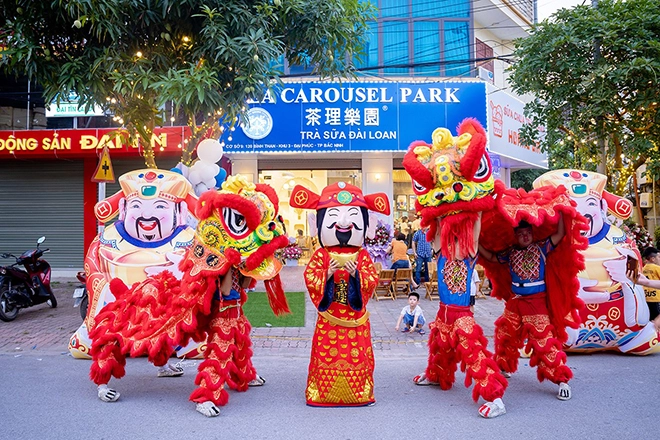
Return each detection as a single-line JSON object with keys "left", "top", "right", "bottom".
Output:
{"left": 171, "top": 139, "right": 228, "bottom": 196}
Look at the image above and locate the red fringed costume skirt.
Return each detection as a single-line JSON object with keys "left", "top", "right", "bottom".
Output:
{"left": 494, "top": 293, "right": 572, "bottom": 384}
{"left": 426, "top": 303, "right": 507, "bottom": 402}
{"left": 190, "top": 299, "right": 257, "bottom": 406}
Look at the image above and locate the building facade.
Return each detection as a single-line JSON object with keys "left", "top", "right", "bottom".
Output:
{"left": 0, "top": 0, "right": 542, "bottom": 269}
{"left": 224, "top": 0, "right": 544, "bottom": 240}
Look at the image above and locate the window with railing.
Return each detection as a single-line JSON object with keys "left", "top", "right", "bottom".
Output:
{"left": 475, "top": 38, "right": 494, "bottom": 73}
{"left": 354, "top": 0, "right": 472, "bottom": 77}
{"left": 509, "top": 0, "right": 534, "bottom": 23}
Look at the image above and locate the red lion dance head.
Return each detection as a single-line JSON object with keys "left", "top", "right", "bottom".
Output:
{"left": 182, "top": 175, "right": 291, "bottom": 315}
{"left": 402, "top": 118, "right": 501, "bottom": 258}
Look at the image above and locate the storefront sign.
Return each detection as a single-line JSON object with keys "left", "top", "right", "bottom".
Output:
{"left": 224, "top": 81, "right": 487, "bottom": 153}
{"left": 486, "top": 84, "right": 547, "bottom": 168}
{"left": 45, "top": 101, "right": 105, "bottom": 118}
{"left": 0, "top": 126, "right": 191, "bottom": 159}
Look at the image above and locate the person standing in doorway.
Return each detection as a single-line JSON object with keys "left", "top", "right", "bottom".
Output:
{"left": 412, "top": 226, "right": 433, "bottom": 286}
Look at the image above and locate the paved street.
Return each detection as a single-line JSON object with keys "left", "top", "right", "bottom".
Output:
{"left": 0, "top": 266, "right": 656, "bottom": 439}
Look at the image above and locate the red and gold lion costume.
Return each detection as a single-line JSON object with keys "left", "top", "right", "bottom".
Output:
{"left": 88, "top": 175, "right": 290, "bottom": 407}
{"left": 478, "top": 187, "right": 588, "bottom": 382}
{"left": 403, "top": 118, "right": 588, "bottom": 413}
{"left": 403, "top": 118, "right": 507, "bottom": 408}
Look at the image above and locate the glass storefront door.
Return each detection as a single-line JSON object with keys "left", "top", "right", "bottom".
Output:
{"left": 258, "top": 169, "right": 362, "bottom": 239}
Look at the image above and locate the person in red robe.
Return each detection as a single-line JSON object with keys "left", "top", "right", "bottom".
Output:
{"left": 290, "top": 182, "right": 390, "bottom": 406}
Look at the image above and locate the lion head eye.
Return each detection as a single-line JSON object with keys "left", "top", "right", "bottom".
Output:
{"left": 222, "top": 208, "right": 249, "bottom": 237}
{"left": 412, "top": 179, "right": 429, "bottom": 195}
{"left": 472, "top": 155, "right": 491, "bottom": 183}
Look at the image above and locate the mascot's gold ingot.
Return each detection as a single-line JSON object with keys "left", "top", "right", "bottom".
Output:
{"left": 328, "top": 250, "right": 360, "bottom": 268}
{"left": 98, "top": 247, "right": 171, "bottom": 286}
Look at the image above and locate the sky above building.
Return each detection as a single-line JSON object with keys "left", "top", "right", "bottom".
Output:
{"left": 537, "top": 0, "right": 588, "bottom": 21}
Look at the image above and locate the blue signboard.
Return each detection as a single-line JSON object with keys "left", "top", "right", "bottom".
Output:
{"left": 222, "top": 81, "right": 487, "bottom": 153}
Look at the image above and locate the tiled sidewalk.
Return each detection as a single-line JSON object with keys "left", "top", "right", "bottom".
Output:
{"left": 251, "top": 265, "right": 504, "bottom": 358}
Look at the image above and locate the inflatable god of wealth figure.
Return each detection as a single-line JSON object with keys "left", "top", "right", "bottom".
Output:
{"left": 69, "top": 169, "right": 199, "bottom": 359}
{"left": 534, "top": 170, "right": 659, "bottom": 355}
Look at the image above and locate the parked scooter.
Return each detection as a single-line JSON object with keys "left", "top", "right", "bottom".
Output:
{"left": 0, "top": 236, "right": 57, "bottom": 322}
{"left": 73, "top": 271, "right": 88, "bottom": 321}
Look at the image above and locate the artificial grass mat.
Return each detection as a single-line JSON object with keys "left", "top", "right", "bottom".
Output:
{"left": 243, "top": 291, "right": 306, "bottom": 327}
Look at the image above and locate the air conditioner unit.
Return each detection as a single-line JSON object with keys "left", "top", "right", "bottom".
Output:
{"left": 640, "top": 192, "right": 653, "bottom": 208}
{"left": 637, "top": 163, "right": 648, "bottom": 184}
{"left": 478, "top": 66, "right": 494, "bottom": 83}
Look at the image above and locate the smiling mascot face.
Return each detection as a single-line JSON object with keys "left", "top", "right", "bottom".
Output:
{"left": 289, "top": 181, "right": 390, "bottom": 249}
{"left": 318, "top": 204, "right": 368, "bottom": 248}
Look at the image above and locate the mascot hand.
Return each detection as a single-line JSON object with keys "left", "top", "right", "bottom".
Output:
{"left": 617, "top": 281, "right": 649, "bottom": 327}
{"left": 144, "top": 252, "right": 185, "bottom": 279}
{"left": 577, "top": 277, "right": 609, "bottom": 304}
{"left": 603, "top": 257, "right": 630, "bottom": 286}
{"left": 327, "top": 259, "right": 339, "bottom": 278}
{"left": 344, "top": 260, "right": 357, "bottom": 277}
{"left": 603, "top": 257, "right": 649, "bottom": 326}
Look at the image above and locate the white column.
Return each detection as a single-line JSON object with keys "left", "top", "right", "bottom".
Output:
{"left": 229, "top": 156, "right": 258, "bottom": 183}
{"left": 362, "top": 153, "right": 394, "bottom": 223}
{"left": 500, "top": 167, "right": 511, "bottom": 188}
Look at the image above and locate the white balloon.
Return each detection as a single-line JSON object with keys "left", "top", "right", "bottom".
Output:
{"left": 188, "top": 170, "right": 202, "bottom": 185}
{"left": 208, "top": 163, "right": 220, "bottom": 178}
{"left": 197, "top": 139, "right": 224, "bottom": 163}
{"left": 190, "top": 160, "right": 204, "bottom": 171}
{"left": 199, "top": 163, "right": 219, "bottom": 181}
{"left": 203, "top": 177, "right": 217, "bottom": 189}
{"left": 194, "top": 182, "right": 208, "bottom": 196}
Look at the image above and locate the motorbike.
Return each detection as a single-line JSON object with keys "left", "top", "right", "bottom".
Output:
{"left": 0, "top": 236, "right": 57, "bottom": 322}
{"left": 72, "top": 271, "right": 88, "bottom": 320}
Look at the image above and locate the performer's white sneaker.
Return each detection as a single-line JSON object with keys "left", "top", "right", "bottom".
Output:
{"left": 248, "top": 375, "right": 266, "bottom": 387}
{"left": 500, "top": 370, "right": 512, "bottom": 378}
{"left": 413, "top": 373, "right": 439, "bottom": 386}
{"left": 196, "top": 401, "right": 221, "bottom": 417}
{"left": 97, "top": 384, "right": 120, "bottom": 402}
{"left": 157, "top": 363, "right": 184, "bottom": 377}
{"left": 557, "top": 382, "right": 572, "bottom": 401}
{"left": 478, "top": 398, "right": 506, "bottom": 418}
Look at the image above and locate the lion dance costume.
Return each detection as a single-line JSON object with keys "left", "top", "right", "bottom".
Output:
{"left": 290, "top": 182, "right": 390, "bottom": 406}
{"left": 88, "top": 175, "right": 290, "bottom": 413}
{"left": 478, "top": 185, "right": 588, "bottom": 396}
{"left": 403, "top": 118, "right": 509, "bottom": 418}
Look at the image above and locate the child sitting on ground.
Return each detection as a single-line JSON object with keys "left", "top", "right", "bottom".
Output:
{"left": 395, "top": 292, "right": 425, "bottom": 334}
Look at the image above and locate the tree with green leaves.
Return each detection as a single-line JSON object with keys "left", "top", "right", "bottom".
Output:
{"left": 508, "top": 0, "right": 660, "bottom": 194}
{"left": 511, "top": 168, "right": 544, "bottom": 191}
{"left": 0, "top": 0, "right": 372, "bottom": 168}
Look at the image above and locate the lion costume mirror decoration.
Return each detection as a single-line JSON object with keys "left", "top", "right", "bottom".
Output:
{"left": 534, "top": 170, "right": 660, "bottom": 355}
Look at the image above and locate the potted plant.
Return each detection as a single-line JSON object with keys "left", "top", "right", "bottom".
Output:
{"left": 364, "top": 220, "right": 393, "bottom": 266}
{"left": 283, "top": 241, "right": 303, "bottom": 266}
